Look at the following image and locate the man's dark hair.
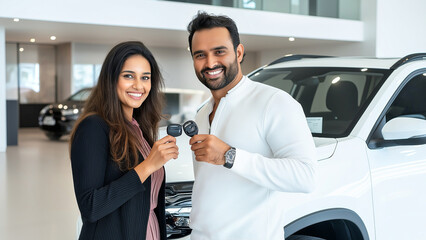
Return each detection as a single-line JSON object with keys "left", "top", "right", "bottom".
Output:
{"left": 187, "top": 11, "right": 241, "bottom": 55}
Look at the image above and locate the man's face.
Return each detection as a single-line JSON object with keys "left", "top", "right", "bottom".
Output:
{"left": 191, "top": 27, "right": 242, "bottom": 91}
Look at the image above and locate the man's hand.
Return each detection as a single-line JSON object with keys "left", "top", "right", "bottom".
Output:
{"left": 189, "top": 134, "right": 230, "bottom": 165}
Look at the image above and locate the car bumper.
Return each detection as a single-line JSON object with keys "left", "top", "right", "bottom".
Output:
{"left": 39, "top": 116, "right": 76, "bottom": 135}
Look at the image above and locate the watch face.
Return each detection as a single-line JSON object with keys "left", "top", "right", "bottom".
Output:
{"left": 227, "top": 149, "right": 236, "bottom": 160}
{"left": 225, "top": 148, "right": 236, "bottom": 167}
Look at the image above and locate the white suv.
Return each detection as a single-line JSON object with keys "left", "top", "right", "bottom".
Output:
{"left": 163, "top": 54, "right": 426, "bottom": 240}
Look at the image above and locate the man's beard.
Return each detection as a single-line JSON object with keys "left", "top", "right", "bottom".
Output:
{"left": 196, "top": 58, "right": 238, "bottom": 91}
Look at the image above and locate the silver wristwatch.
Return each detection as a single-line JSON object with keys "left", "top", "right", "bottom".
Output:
{"left": 223, "top": 147, "right": 236, "bottom": 169}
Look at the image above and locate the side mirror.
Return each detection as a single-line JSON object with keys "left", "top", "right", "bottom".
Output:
{"left": 369, "top": 116, "right": 426, "bottom": 148}
{"left": 382, "top": 116, "right": 426, "bottom": 140}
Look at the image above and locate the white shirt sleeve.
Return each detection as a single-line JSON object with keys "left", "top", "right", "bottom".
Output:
{"left": 230, "top": 92, "right": 317, "bottom": 193}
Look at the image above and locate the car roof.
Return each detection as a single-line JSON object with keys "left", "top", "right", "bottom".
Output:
{"left": 265, "top": 57, "right": 399, "bottom": 70}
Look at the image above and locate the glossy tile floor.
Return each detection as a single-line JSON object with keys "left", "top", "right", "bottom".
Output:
{"left": 0, "top": 128, "right": 79, "bottom": 240}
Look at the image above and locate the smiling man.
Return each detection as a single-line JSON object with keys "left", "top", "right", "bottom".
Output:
{"left": 187, "top": 12, "right": 318, "bottom": 240}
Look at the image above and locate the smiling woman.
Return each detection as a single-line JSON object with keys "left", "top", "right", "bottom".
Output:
{"left": 116, "top": 55, "right": 152, "bottom": 121}
{"left": 69, "top": 41, "right": 178, "bottom": 240}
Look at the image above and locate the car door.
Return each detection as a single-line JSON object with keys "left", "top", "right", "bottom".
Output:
{"left": 366, "top": 71, "right": 426, "bottom": 239}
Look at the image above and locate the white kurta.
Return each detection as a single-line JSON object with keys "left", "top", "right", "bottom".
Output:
{"left": 189, "top": 76, "right": 317, "bottom": 240}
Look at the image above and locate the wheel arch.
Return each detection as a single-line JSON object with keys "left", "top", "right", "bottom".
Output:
{"left": 284, "top": 208, "right": 370, "bottom": 240}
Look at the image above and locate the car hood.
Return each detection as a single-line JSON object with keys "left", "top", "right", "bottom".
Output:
{"left": 313, "top": 137, "right": 337, "bottom": 161}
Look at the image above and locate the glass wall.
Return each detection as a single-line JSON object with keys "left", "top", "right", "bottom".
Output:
{"left": 163, "top": 0, "right": 360, "bottom": 20}
{"left": 6, "top": 43, "right": 18, "bottom": 101}
{"left": 17, "top": 44, "right": 56, "bottom": 103}
{"left": 72, "top": 64, "right": 102, "bottom": 93}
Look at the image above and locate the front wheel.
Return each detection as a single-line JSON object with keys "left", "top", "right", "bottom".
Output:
{"left": 45, "top": 132, "right": 63, "bottom": 140}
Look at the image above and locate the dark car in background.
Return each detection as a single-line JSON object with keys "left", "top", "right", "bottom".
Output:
{"left": 38, "top": 88, "right": 92, "bottom": 140}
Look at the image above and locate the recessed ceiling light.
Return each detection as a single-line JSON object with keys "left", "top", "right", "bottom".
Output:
{"left": 361, "top": 68, "right": 368, "bottom": 72}
{"left": 19, "top": 48, "right": 24, "bottom": 52}
{"left": 13, "top": 18, "right": 20, "bottom": 22}
{"left": 50, "top": 36, "right": 56, "bottom": 40}
{"left": 289, "top": 37, "right": 295, "bottom": 42}
{"left": 30, "top": 38, "right": 36, "bottom": 43}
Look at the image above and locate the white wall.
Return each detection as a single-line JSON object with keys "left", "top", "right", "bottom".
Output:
{"left": 240, "top": 51, "right": 259, "bottom": 74}
{"left": 0, "top": 26, "right": 6, "bottom": 152}
{"left": 73, "top": 43, "right": 110, "bottom": 64}
{"left": 56, "top": 43, "right": 72, "bottom": 101}
{"left": 375, "top": 0, "right": 426, "bottom": 57}
{"left": 150, "top": 46, "right": 204, "bottom": 92}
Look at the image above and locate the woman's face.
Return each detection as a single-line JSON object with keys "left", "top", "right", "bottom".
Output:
{"left": 116, "top": 54, "right": 152, "bottom": 120}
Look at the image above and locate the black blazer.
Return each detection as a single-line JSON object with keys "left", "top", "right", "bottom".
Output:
{"left": 71, "top": 115, "right": 167, "bottom": 240}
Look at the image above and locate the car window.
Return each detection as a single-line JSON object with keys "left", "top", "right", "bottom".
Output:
{"left": 386, "top": 73, "right": 426, "bottom": 121}
{"left": 68, "top": 88, "right": 92, "bottom": 101}
{"left": 250, "top": 67, "right": 390, "bottom": 137}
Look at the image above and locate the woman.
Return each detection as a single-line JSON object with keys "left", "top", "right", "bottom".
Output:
{"left": 70, "top": 41, "right": 178, "bottom": 240}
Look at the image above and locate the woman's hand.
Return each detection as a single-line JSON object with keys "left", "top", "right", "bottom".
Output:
{"left": 135, "top": 135, "right": 179, "bottom": 183}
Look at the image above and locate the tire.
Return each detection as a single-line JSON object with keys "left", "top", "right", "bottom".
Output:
{"left": 287, "top": 235, "right": 326, "bottom": 240}
{"left": 45, "top": 132, "right": 63, "bottom": 140}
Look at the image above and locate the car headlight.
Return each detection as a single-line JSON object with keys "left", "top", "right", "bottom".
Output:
{"left": 61, "top": 108, "right": 79, "bottom": 116}
{"left": 165, "top": 182, "right": 193, "bottom": 239}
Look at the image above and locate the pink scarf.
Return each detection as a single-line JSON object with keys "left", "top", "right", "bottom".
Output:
{"left": 131, "top": 119, "right": 164, "bottom": 240}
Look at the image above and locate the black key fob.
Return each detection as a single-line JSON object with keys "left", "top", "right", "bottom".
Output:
{"left": 167, "top": 124, "right": 182, "bottom": 137}
{"left": 183, "top": 120, "right": 198, "bottom": 137}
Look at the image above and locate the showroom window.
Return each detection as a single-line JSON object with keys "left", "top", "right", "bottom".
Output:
{"left": 18, "top": 44, "right": 56, "bottom": 104}
{"left": 72, "top": 64, "right": 102, "bottom": 94}
{"left": 163, "top": 0, "right": 360, "bottom": 20}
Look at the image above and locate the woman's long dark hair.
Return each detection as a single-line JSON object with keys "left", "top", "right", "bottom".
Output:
{"left": 70, "top": 41, "right": 164, "bottom": 171}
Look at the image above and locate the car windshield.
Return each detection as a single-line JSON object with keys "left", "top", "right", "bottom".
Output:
{"left": 249, "top": 67, "right": 391, "bottom": 137}
{"left": 68, "top": 88, "right": 92, "bottom": 101}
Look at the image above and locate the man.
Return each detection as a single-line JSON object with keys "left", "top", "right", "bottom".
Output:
{"left": 187, "top": 12, "right": 317, "bottom": 240}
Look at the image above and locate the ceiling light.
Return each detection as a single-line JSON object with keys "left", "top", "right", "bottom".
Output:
{"left": 50, "top": 36, "right": 56, "bottom": 41}
{"left": 331, "top": 76, "right": 341, "bottom": 84}
{"left": 289, "top": 37, "right": 295, "bottom": 42}
{"left": 19, "top": 48, "right": 24, "bottom": 52}
{"left": 30, "top": 38, "right": 36, "bottom": 43}
{"left": 361, "top": 68, "right": 368, "bottom": 72}
{"left": 13, "top": 18, "right": 20, "bottom": 22}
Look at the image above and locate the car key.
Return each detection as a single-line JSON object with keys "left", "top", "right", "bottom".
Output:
{"left": 183, "top": 120, "right": 198, "bottom": 137}
{"left": 167, "top": 124, "right": 182, "bottom": 137}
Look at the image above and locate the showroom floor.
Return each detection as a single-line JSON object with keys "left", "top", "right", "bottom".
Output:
{"left": 0, "top": 128, "right": 79, "bottom": 240}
